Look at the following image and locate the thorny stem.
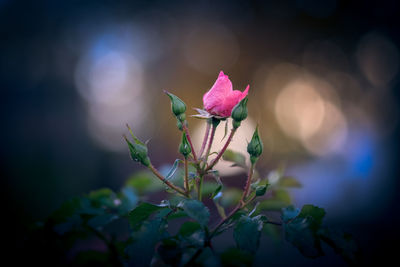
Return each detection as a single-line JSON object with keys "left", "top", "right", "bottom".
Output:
{"left": 148, "top": 164, "right": 188, "bottom": 196}
{"left": 199, "top": 121, "right": 211, "bottom": 158}
{"left": 184, "top": 157, "right": 189, "bottom": 194}
{"left": 205, "top": 128, "right": 237, "bottom": 172}
{"left": 182, "top": 124, "right": 198, "bottom": 162}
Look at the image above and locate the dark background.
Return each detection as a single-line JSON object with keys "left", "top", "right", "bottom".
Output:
{"left": 1, "top": 0, "right": 399, "bottom": 265}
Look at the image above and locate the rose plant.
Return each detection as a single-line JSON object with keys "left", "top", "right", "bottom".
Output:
{"left": 32, "top": 72, "right": 359, "bottom": 266}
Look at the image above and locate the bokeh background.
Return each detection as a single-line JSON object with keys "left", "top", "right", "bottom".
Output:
{"left": 1, "top": 0, "right": 399, "bottom": 265}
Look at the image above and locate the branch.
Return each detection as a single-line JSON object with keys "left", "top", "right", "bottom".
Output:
{"left": 240, "top": 164, "right": 255, "bottom": 204}
{"left": 205, "top": 128, "right": 237, "bottom": 172}
{"left": 148, "top": 164, "right": 188, "bottom": 196}
{"left": 182, "top": 124, "right": 198, "bottom": 162}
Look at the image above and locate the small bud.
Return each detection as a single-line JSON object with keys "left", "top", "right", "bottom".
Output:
{"left": 164, "top": 90, "right": 186, "bottom": 118}
{"left": 255, "top": 185, "right": 267, "bottom": 196}
{"left": 124, "top": 125, "right": 151, "bottom": 167}
{"left": 231, "top": 97, "right": 248, "bottom": 123}
{"left": 179, "top": 132, "right": 192, "bottom": 158}
{"left": 247, "top": 126, "right": 263, "bottom": 164}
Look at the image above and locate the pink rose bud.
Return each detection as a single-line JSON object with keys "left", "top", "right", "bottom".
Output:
{"left": 203, "top": 71, "right": 249, "bottom": 118}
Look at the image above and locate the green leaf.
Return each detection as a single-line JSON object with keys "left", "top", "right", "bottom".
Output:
{"left": 256, "top": 185, "right": 267, "bottom": 196}
{"left": 125, "top": 171, "right": 164, "bottom": 195}
{"left": 220, "top": 188, "right": 242, "bottom": 207}
{"left": 129, "top": 202, "right": 166, "bottom": 230}
{"left": 257, "top": 199, "right": 288, "bottom": 211}
{"left": 126, "top": 218, "right": 163, "bottom": 266}
{"left": 87, "top": 214, "right": 118, "bottom": 229}
{"left": 220, "top": 248, "right": 254, "bottom": 267}
{"left": 117, "top": 187, "right": 138, "bottom": 215}
{"left": 201, "top": 182, "right": 220, "bottom": 197}
{"left": 211, "top": 184, "right": 223, "bottom": 199}
{"left": 284, "top": 217, "right": 324, "bottom": 258}
{"left": 318, "top": 227, "right": 359, "bottom": 264}
{"left": 281, "top": 205, "right": 300, "bottom": 223}
{"left": 278, "top": 176, "right": 302, "bottom": 187}
{"left": 233, "top": 215, "right": 263, "bottom": 253}
{"left": 87, "top": 188, "right": 115, "bottom": 208}
{"left": 178, "top": 221, "right": 202, "bottom": 237}
{"left": 298, "top": 205, "right": 326, "bottom": 227}
{"left": 181, "top": 199, "right": 210, "bottom": 226}
{"left": 222, "top": 149, "right": 247, "bottom": 168}
{"left": 222, "top": 119, "right": 229, "bottom": 141}
{"left": 165, "top": 159, "right": 181, "bottom": 180}
{"left": 283, "top": 205, "right": 326, "bottom": 258}
{"left": 256, "top": 189, "right": 291, "bottom": 212}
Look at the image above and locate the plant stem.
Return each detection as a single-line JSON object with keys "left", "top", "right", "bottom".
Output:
{"left": 210, "top": 164, "right": 255, "bottom": 237}
{"left": 204, "top": 122, "right": 217, "bottom": 165}
{"left": 240, "top": 163, "right": 255, "bottom": 204}
{"left": 198, "top": 174, "right": 204, "bottom": 201}
{"left": 199, "top": 121, "right": 211, "bottom": 158}
{"left": 148, "top": 164, "right": 188, "bottom": 196}
{"left": 210, "top": 204, "right": 242, "bottom": 239}
{"left": 184, "top": 157, "right": 189, "bottom": 194}
{"left": 205, "top": 128, "right": 237, "bottom": 172}
{"left": 182, "top": 124, "right": 198, "bottom": 162}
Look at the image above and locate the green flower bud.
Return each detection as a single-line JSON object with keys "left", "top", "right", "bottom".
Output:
{"left": 247, "top": 126, "right": 263, "bottom": 164}
{"left": 164, "top": 90, "right": 186, "bottom": 117}
{"left": 179, "top": 132, "right": 192, "bottom": 158}
{"left": 255, "top": 185, "right": 267, "bottom": 196}
{"left": 231, "top": 97, "right": 248, "bottom": 123}
{"left": 124, "top": 125, "right": 151, "bottom": 167}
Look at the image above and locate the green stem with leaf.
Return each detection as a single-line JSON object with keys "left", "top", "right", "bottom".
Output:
{"left": 148, "top": 164, "right": 188, "bottom": 196}
{"left": 182, "top": 124, "right": 198, "bottom": 162}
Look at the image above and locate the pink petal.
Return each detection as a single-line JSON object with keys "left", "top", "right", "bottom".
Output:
{"left": 203, "top": 72, "right": 250, "bottom": 117}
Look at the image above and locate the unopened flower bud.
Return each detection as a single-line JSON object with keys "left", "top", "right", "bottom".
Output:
{"left": 164, "top": 90, "right": 186, "bottom": 117}
{"left": 247, "top": 126, "right": 263, "bottom": 164}
{"left": 124, "top": 125, "right": 151, "bottom": 167}
{"left": 179, "top": 132, "right": 192, "bottom": 158}
{"left": 231, "top": 97, "right": 248, "bottom": 124}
